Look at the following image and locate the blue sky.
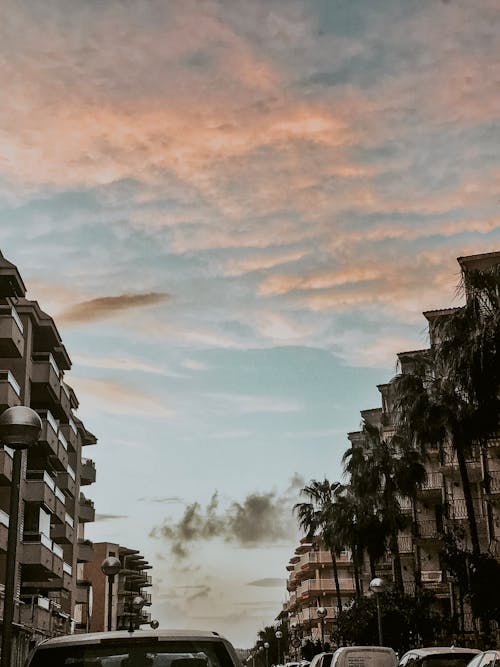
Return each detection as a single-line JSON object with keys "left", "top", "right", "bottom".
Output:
{"left": 1, "top": 0, "right": 499, "bottom": 648}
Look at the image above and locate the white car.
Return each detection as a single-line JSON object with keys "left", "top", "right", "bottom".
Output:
{"left": 26, "top": 629, "right": 243, "bottom": 667}
{"left": 399, "top": 647, "right": 481, "bottom": 667}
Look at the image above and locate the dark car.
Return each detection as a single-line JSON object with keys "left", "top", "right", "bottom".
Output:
{"left": 399, "top": 647, "right": 480, "bottom": 667}
{"left": 25, "top": 629, "right": 243, "bottom": 667}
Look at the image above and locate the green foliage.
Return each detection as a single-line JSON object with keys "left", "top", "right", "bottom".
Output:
{"left": 442, "top": 535, "right": 500, "bottom": 623}
{"left": 337, "top": 588, "right": 444, "bottom": 653}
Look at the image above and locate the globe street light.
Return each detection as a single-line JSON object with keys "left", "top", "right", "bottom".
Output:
{"left": 0, "top": 406, "right": 42, "bottom": 667}
{"left": 129, "top": 594, "right": 146, "bottom": 631}
{"left": 101, "top": 556, "right": 122, "bottom": 631}
{"left": 317, "top": 607, "right": 327, "bottom": 648}
{"left": 275, "top": 630, "right": 283, "bottom": 665}
{"left": 369, "top": 577, "right": 387, "bottom": 646}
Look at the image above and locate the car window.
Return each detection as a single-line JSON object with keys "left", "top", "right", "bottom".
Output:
{"left": 421, "top": 654, "right": 479, "bottom": 667}
{"left": 322, "top": 656, "right": 333, "bottom": 667}
{"left": 28, "top": 640, "right": 235, "bottom": 667}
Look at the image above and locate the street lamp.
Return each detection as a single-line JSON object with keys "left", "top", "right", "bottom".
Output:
{"left": 317, "top": 607, "right": 327, "bottom": 648}
{"left": 264, "top": 642, "right": 270, "bottom": 667}
{"left": 275, "top": 630, "right": 283, "bottom": 665}
{"left": 101, "top": 556, "right": 122, "bottom": 631}
{"left": 369, "top": 577, "right": 387, "bottom": 646}
{"left": 0, "top": 406, "right": 42, "bottom": 667}
{"left": 129, "top": 594, "right": 145, "bottom": 631}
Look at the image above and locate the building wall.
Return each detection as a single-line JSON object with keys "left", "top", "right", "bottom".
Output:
{"left": 0, "top": 251, "right": 97, "bottom": 649}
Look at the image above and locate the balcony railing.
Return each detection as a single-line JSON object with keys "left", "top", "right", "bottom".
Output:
{"left": 0, "top": 308, "right": 24, "bottom": 357}
{"left": 421, "top": 570, "right": 443, "bottom": 583}
{"left": 0, "top": 370, "right": 22, "bottom": 409}
{"left": 416, "top": 519, "right": 441, "bottom": 539}
{"left": 488, "top": 471, "right": 500, "bottom": 493}
{"left": 422, "top": 472, "right": 443, "bottom": 490}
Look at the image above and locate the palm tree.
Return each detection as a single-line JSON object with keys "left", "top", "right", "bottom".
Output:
{"left": 344, "top": 419, "right": 426, "bottom": 594}
{"left": 393, "top": 260, "right": 500, "bottom": 557}
{"left": 294, "top": 479, "right": 344, "bottom": 615}
{"left": 342, "top": 433, "right": 389, "bottom": 579}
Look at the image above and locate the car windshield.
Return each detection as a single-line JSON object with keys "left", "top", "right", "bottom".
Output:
{"left": 28, "top": 639, "right": 235, "bottom": 667}
{"left": 421, "top": 655, "right": 477, "bottom": 667}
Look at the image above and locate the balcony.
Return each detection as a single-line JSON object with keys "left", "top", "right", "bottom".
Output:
{"left": 448, "top": 498, "right": 485, "bottom": 521}
{"left": 53, "top": 486, "right": 66, "bottom": 524}
{"left": 25, "top": 470, "right": 57, "bottom": 513}
{"left": 0, "top": 370, "right": 22, "bottom": 410}
{"left": 19, "top": 596, "right": 52, "bottom": 632}
{"left": 80, "top": 458, "right": 96, "bottom": 485}
{"left": 31, "top": 353, "right": 62, "bottom": 416}
{"left": 77, "top": 538, "right": 94, "bottom": 563}
{"left": 0, "top": 448, "right": 12, "bottom": 485}
{"left": 486, "top": 471, "right": 500, "bottom": 496}
{"left": 418, "top": 472, "right": 444, "bottom": 500}
{"left": 36, "top": 410, "right": 59, "bottom": 457}
{"left": 32, "top": 561, "right": 73, "bottom": 592}
{"left": 21, "top": 532, "right": 61, "bottom": 580}
{"left": 297, "top": 578, "right": 355, "bottom": 599}
{"left": 56, "top": 466, "right": 76, "bottom": 497}
{"left": 397, "top": 535, "right": 413, "bottom": 553}
{"left": 415, "top": 519, "right": 443, "bottom": 542}
{"left": 59, "top": 383, "right": 71, "bottom": 421}
{"left": 440, "top": 446, "right": 482, "bottom": 480}
{"left": 0, "top": 308, "right": 24, "bottom": 357}
{"left": 79, "top": 494, "right": 95, "bottom": 523}
{"left": 60, "top": 418, "right": 78, "bottom": 451}
{"left": 51, "top": 516, "right": 74, "bottom": 544}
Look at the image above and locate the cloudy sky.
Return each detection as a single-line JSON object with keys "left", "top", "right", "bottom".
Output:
{"left": 1, "top": 0, "right": 499, "bottom": 648}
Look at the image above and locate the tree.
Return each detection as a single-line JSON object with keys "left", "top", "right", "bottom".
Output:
{"left": 393, "top": 261, "right": 500, "bottom": 558}
{"left": 343, "top": 419, "right": 426, "bottom": 594}
{"left": 342, "top": 434, "right": 388, "bottom": 579}
{"left": 294, "top": 479, "right": 344, "bottom": 615}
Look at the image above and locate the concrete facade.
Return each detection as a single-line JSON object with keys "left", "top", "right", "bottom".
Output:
{"left": 83, "top": 542, "right": 153, "bottom": 632}
{"left": 0, "top": 250, "right": 97, "bottom": 661}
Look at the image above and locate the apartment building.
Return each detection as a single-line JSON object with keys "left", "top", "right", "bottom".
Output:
{"left": 0, "top": 251, "right": 97, "bottom": 657}
{"left": 83, "top": 542, "right": 153, "bottom": 632}
{"left": 280, "top": 537, "right": 357, "bottom": 647}
{"left": 281, "top": 251, "right": 500, "bottom": 644}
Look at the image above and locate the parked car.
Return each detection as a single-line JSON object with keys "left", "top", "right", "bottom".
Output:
{"left": 466, "top": 650, "right": 500, "bottom": 667}
{"left": 25, "top": 629, "right": 243, "bottom": 667}
{"left": 399, "top": 647, "right": 481, "bottom": 667}
{"left": 332, "top": 646, "right": 398, "bottom": 667}
{"left": 309, "top": 653, "right": 335, "bottom": 667}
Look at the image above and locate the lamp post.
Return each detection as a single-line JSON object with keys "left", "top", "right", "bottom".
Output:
{"left": 275, "top": 630, "right": 283, "bottom": 665}
{"left": 264, "top": 642, "right": 270, "bottom": 667}
{"left": 101, "top": 556, "right": 122, "bottom": 631}
{"left": 0, "top": 406, "right": 42, "bottom": 667}
{"left": 369, "top": 577, "right": 386, "bottom": 646}
{"left": 128, "top": 594, "right": 145, "bottom": 632}
{"left": 317, "top": 607, "right": 327, "bottom": 648}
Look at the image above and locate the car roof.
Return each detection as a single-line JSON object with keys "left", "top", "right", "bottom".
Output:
{"left": 35, "top": 629, "right": 230, "bottom": 648}
{"left": 336, "top": 647, "right": 396, "bottom": 653}
{"left": 402, "top": 648, "right": 481, "bottom": 657}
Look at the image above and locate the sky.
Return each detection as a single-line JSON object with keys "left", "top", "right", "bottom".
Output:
{"left": 0, "top": 0, "right": 499, "bottom": 649}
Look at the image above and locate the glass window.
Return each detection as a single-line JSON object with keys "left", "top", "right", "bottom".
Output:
{"left": 29, "top": 640, "right": 236, "bottom": 667}
{"left": 421, "top": 654, "right": 479, "bottom": 667}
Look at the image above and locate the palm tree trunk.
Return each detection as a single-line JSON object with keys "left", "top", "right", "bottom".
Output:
{"left": 369, "top": 555, "right": 376, "bottom": 579}
{"left": 352, "top": 545, "right": 362, "bottom": 596}
{"left": 329, "top": 548, "right": 343, "bottom": 615}
{"left": 455, "top": 441, "right": 480, "bottom": 555}
{"left": 389, "top": 528, "right": 404, "bottom": 594}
